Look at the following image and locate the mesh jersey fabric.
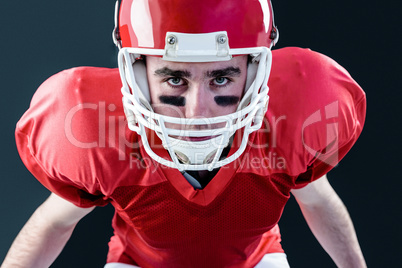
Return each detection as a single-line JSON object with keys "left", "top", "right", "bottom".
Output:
{"left": 15, "top": 47, "right": 366, "bottom": 267}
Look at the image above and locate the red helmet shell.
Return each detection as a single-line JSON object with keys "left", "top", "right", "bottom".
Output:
{"left": 118, "top": 0, "right": 276, "bottom": 49}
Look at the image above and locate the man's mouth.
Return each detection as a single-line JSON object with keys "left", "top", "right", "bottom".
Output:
{"left": 185, "top": 136, "right": 214, "bottom": 142}
{"left": 171, "top": 135, "right": 218, "bottom": 142}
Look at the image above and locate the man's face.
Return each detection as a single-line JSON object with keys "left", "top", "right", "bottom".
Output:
{"left": 146, "top": 56, "right": 248, "bottom": 127}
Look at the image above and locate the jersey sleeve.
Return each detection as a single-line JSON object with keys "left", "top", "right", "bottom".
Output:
{"left": 15, "top": 67, "right": 121, "bottom": 207}
{"left": 295, "top": 49, "right": 366, "bottom": 188}
{"left": 16, "top": 129, "right": 107, "bottom": 207}
{"left": 268, "top": 47, "right": 366, "bottom": 188}
{"left": 295, "top": 95, "right": 366, "bottom": 188}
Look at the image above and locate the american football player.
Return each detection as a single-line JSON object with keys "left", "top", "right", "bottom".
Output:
{"left": 2, "top": 0, "right": 367, "bottom": 267}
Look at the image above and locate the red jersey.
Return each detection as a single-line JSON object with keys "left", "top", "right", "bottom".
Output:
{"left": 15, "top": 47, "right": 366, "bottom": 267}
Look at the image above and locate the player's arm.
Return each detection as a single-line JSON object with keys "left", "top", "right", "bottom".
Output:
{"left": 1, "top": 193, "right": 94, "bottom": 268}
{"left": 291, "top": 175, "right": 366, "bottom": 268}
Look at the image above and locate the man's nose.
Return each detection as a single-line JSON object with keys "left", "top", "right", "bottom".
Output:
{"left": 185, "top": 84, "right": 212, "bottom": 119}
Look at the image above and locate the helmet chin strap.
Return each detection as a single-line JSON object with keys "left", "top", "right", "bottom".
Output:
{"left": 164, "top": 135, "right": 231, "bottom": 165}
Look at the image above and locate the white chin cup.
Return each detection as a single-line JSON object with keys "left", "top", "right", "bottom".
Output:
{"left": 165, "top": 135, "right": 230, "bottom": 165}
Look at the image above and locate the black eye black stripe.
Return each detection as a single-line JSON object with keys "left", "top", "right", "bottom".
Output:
{"left": 159, "top": 96, "right": 186, "bottom": 107}
{"left": 159, "top": 95, "right": 239, "bottom": 107}
{"left": 214, "top": 96, "right": 240, "bottom": 107}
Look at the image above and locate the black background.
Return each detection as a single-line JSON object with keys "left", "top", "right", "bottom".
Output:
{"left": 1, "top": 0, "right": 401, "bottom": 267}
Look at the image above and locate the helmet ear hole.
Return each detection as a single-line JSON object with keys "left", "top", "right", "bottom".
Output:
{"left": 270, "top": 29, "right": 277, "bottom": 40}
{"left": 270, "top": 26, "right": 279, "bottom": 47}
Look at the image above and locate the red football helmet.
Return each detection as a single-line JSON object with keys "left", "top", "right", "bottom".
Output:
{"left": 113, "top": 0, "right": 278, "bottom": 171}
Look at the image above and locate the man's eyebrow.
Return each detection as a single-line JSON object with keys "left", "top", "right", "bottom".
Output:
{"left": 154, "top": 67, "right": 191, "bottom": 78}
{"left": 206, "top": 67, "right": 241, "bottom": 78}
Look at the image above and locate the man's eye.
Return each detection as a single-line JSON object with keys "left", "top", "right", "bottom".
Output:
{"left": 212, "top": 77, "right": 229, "bottom": 86}
{"left": 167, "top": 77, "right": 184, "bottom": 86}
